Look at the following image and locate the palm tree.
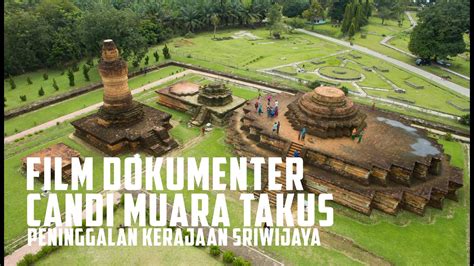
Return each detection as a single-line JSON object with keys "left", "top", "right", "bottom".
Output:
{"left": 211, "top": 14, "right": 220, "bottom": 39}
{"left": 180, "top": 6, "right": 203, "bottom": 33}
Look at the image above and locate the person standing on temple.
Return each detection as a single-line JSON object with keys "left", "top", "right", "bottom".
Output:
{"left": 351, "top": 128, "right": 357, "bottom": 140}
{"left": 272, "top": 122, "right": 278, "bottom": 134}
{"left": 257, "top": 102, "right": 263, "bottom": 115}
{"left": 254, "top": 100, "right": 259, "bottom": 111}
{"left": 357, "top": 129, "right": 365, "bottom": 143}
{"left": 267, "top": 94, "right": 272, "bottom": 105}
{"left": 267, "top": 105, "right": 271, "bottom": 117}
{"left": 293, "top": 149, "right": 300, "bottom": 157}
{"left": 299, "top": 127, "right": 307, "bottom": 141}
{"left": 276, "top": 121, "right": 280, "bottom": 135}
{"left": 201, "top": 127, "right": 205, "bottom": 136}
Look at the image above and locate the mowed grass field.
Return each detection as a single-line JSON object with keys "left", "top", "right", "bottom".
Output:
{"left": 4, "top": 66, "right": 184, "bottom": 136}
{"left": 36, "top": 208, "right": 224, "bottom": 266}
{"left": 307, "top": 12, "right": 470, "bottom": 88}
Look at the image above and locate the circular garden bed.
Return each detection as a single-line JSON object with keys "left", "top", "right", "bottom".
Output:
{"left": 318, "top": 66, "right": 362, "bottom": 81}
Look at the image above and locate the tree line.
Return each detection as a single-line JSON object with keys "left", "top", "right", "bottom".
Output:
{"left": 4, "top": 0, "right": 282, "bottom": 77}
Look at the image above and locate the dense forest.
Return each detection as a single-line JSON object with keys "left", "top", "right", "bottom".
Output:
{"left": 4, "top": 0, "right": 470, "bottom": 77}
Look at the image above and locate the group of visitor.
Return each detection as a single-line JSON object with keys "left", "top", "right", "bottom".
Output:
{"left": 255, "top": 95, "right": 279, "bottom": 118}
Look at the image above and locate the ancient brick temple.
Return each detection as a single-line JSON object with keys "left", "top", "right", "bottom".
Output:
{"left": 286, "top": 86, "right": 367, "bottom": 138}
{"left": 197, "top": 82, "right": 233, "bottom": 107}
{"left": 227, "top": 86, "right": 463, "bottom": 216}
{"left": 156, "top": 81, "right": 246, "bottom": 126}
{"left": 72, "top": 40, "right": 178, "bottom": 155}
{"left": 21, "top": 143, "right": 82, "bottom": 183}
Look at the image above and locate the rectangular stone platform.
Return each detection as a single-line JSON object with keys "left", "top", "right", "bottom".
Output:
{"left": 71, "top": 102, "right": 177, "bottom": 156}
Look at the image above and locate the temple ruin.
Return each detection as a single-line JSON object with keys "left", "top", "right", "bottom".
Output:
{"left": 72, "top": 40, "right": 178, "bottom": 155}
{"left": 156, "top": 81, "right": 246, "bottom": 126}
{"left": 227, "top": 86, "right": 463, "bottom": 216}
{"left": 21, "top": 143, "right": 82, "bottom": 183}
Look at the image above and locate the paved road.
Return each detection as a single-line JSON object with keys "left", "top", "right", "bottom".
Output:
{"left": 296, "top": 28, "right": 470, "bottom": 97}
{"left": 380, "top": 12, "right": 470, "bottom": 81}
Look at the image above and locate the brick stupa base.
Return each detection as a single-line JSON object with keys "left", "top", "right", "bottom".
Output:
{"left": 72, "top": 102, "right": 178, "bottom": 156}
{"left": 226, "top": 90, "right": 463, "bottom": 216}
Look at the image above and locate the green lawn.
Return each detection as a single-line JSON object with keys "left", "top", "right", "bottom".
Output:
{"left": 4, "top": 66, "right": 184, "bottom": 136}
{"left": 36, "top": 207, "right": 223, "bottom": 266}
{"left": 307, "top": 13, "right": 470, "bottom": 89}
{"left": 5, "top": 72, "right": 259, "bottom": 137}
{"left": 4, "top": 54, "right": 170, "bottom": 111}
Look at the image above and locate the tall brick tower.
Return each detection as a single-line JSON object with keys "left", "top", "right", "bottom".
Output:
{"left": 96, "top": 39, "right": 143, "bottom": 126}
{"left": 71, "top": 40, "right": 178, "bottom": 155}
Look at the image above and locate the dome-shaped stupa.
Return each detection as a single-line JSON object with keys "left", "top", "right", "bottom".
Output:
{"left": 197, "top": 82, "right": 233, "bottom": 107}
{"left": 285, "top": 86, "right": 367, "bottom": 138}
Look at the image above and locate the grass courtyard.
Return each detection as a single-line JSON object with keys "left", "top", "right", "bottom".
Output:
{"left": 306, "top": 13, "right": 470, "bottom": 89}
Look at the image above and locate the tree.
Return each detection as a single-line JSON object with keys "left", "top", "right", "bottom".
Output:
{"left": 52, "top": 78, "right": 59, "bottom": 91}
{"left": 282, "top": 0, "right": 310, "bottom": 18}
{"left": 328, "top": 0, "right": 350, "bottom": 23}
{"left": 302, "top": 0, "right": 325, "bottom": 27}
{"left": 27, "top": 77, "right": 33, "bottom": 85}
{"left": 67, "top": 69, "right": 75, "bottom": 87}
{"left": 374, "top": 0, "right": 400, "bottom": 25}
{"left": 266, "top": 3, "right": 286, "bottom": 38}
{"left": 79, "top": 8, "right": 148, "bottom": 66}
{"left": 408, "top": 1, "right": 467, "bottom": 60}
{"left": 211, "top": 14, "right": 220, "bottom": 39}
{"left": 38, "top": 86, "right": 45, "bottom": 96}
{"left": 153, "top": 51, "right": 159, "bottom": 62}
{"left": 163, "top": 44, "right": 171, "bottom": 59}
{"left": 82, "top": 65, "right": 90, "bottom": 81}
{"left": 144, "top": 55, "right": 149, "bottom": 65}
{"left": 9, "top": 76, "right": 16, "bottom": 90}
{"left": 43, "top": 73, "right": 48, "bottom": 80}
{"left": 348, "top": 21, "right": 356, "bottom": 40}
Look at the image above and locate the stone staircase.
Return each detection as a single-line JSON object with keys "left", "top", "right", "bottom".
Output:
{"left": 286, "top": 142, "right": 304, "bottom": 159}
{"left": 252, "top": 142, "right": 304, "bottom": 206}
{"left": 191, "top": 106, "right": 210, "bottom": 126}
{"left": 142, "top": 126, "right": 178, "bottom": 156}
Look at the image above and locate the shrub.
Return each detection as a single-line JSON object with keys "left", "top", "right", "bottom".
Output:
{"left": 9, "top": 76, "right": 16, "bottom": 90}
{"left": 17, "top": 253, "right": 35, "bottom": 266}
{"left": 67, "top": 69, "right": 75, "bottom": 86}
{"left": 27, "top": 77, "right": 33, "bottom": 85}
{"left": 86, "top": 58, "right": 94, "bottom": 67}
{"left": 340, "top": 86, "right": 349, "bottom": 95}
{"left": 20, "top": 95, "right": 27, "bottom": 102}
{"left": 210, "top": 245, "right": 221, "bottom": 256}
{"left": 83, "top": 65, "right": 90, "bottom": 81}
{"left": 459, "top": 113, "right": 470, "bottom": 125}
{"left": 52, "top": 78, "right": 59, "bottom": 91}
{"left": 153, "top": 51, "right": 159, "bottom": 62}
{"left": 72, "top": 64, "right": 80, "bottom": 72}
{"left": 444, "top": 133, "right": 454, "bottom": 141}
{"left": 43, "top": 73, "right": 48, "bottom": 80}
{"left": 38, "top": 86, "right": 45, "bottom": 96}
{"left": 163, "top": 44, "right": 171, "bottom": 59}
{"left": 184, "top": 32, "right": 195, "bottom": 38}
{"left": 144, "top": 55, "right": 149, "bottom": 65}
{"left": 223, "top": 251, "right": 235, "bottom": 263}
{"left": 233, "top": 257, "right": 251, "bottom": 266}
{"left": 307, "top": 80, "right": 321, "bottom": 89}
